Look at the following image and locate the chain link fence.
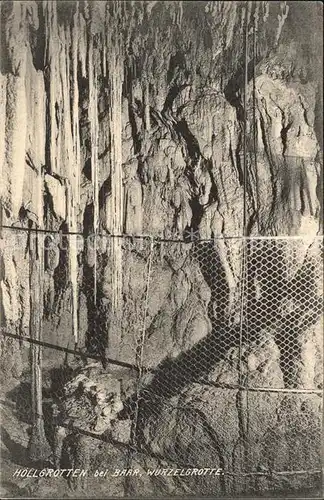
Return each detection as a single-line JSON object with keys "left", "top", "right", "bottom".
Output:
{"left": 0, "top": 225, "right": 323, "bottom": 497}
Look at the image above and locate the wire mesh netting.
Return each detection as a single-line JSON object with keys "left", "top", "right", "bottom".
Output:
{"left": 0, "top": 226, "right": 323, "bottom": 497}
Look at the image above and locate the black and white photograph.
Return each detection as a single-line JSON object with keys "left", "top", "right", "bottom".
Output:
{"left": 0, "top": 1, "right": 323, "bottom": 498}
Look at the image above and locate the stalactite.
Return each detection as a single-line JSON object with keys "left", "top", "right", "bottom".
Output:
{"left": 43, "top": 0, "right": 79, "bottom": 342}
{"left": 5, "top": 73, "right": 27, "bottom": 219}
{"left": 143, "top": 73, "right": 151, "bottom": 133}
{"left": 78, "top": 10, "right": 87, "bottom": 78}
{"left": 61, "top": 13, "right": 79, "bottom": 344}
{"left": 69, "top": 2, "right": 81, "bottom": 345}
{"left": 3, "top": 0, "right": 29, "bottom": 219}
{"left": 275, "top": 2, "right": 289, "bottom": 45}
{"left": 109, "top": 63, "right": 124, "bottom": 352}
{"left": 176, "top": 1, "right": 183, "bottom": 27}
{"left": 102, "top": 31, "right": 107, "bottom": 79}
{"left": 72, "top": 5, "right": 81, "bottom": 194}
{"left": 105, "top": 3, "right": 125, "bottom": 357}
{"left": 44, "top": 0, "right": 58, "bottom": 175}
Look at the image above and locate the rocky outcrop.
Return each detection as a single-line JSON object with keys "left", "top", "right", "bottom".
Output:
{"left": 49, "top": 333, "right": 322, "bottom": 496}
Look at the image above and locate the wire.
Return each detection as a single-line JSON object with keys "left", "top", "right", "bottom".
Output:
{"left": 126, "top": 237, "right": 155, "bottom": 483}
{"left": 0, "top": 330, "right": 142, "bottom": 372}
{"left": 252, "top": 1, "right": 260, "bottom": 232}
{"left": 137, "top": 236, "right": 154, "bottom": 376}
{"left": 45, "top": 419, "right": 323, "bottom": 479}
{"left": 237, "top": 0, "right": 251, "bottom": 474}
{"left": 243, "top": 3, "right": 249, "bottom": 238}
{"left": 2, "top": 224, "right": 320, "bottom": 241}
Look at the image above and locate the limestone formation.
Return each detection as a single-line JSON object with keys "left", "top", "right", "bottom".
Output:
{"left": 0, "top": 1, "right": 322, "bottom": 498}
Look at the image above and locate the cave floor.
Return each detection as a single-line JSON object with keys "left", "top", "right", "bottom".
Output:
{"left": 0, "top": 369, "right": 322, "bottom": 498}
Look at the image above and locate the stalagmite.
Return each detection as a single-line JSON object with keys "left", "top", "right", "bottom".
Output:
{"left": 27, "top": 229, "right": 51, "bottom": 462}
{"left": 27, "top": 158, "right": 51, "bottom": 463}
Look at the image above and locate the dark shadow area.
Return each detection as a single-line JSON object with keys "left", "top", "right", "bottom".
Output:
{"left": 0, "top": 481, "right": 33, "bottom": 497}
{"left": 192, "top": 241, "right": 231, "bottom": 327}
{"left": 175, "top": 118, "right": 200, "bottom": 164}
{"left": 82, "top": 203, "right": 110, "bottom": 361}
{"left": 275, "top": 303, "right": 322, "bottom": 388}
{"left": 49, "top": 365, "right": 74, "bottom": 399}
{"left": 4, "top": 364, "right": 76, "bottom": 461}
{"left": 6, "top": 381, "right": 33, "bottom": 425}
{"left": 52, "top": 221, "right": 69, "bottom": 318}
{"left": 120, "top": 321, "right": 242, "bottom": 423}
{"left": 0, "top": 426, "right": 29, "bottom": 467}
{"left": 82, "top": 158, "right": 92, "bottom": 182}
{"left": 245, "top": 240, "right": 287, "bottom": 334}
{"left": 29, "top": 2, "right": 46, "bottom": 71}
{"left": 0, "top": 2, "right": 12, "bottom": 75}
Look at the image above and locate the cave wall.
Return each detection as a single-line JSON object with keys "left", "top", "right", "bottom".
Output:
{"left": 1, "top": 0, "right": 322, "bottom": 355}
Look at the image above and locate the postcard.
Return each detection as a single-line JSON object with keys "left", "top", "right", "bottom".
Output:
{"left": 0, "top": 1, "right": 323, "bottom": 499}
